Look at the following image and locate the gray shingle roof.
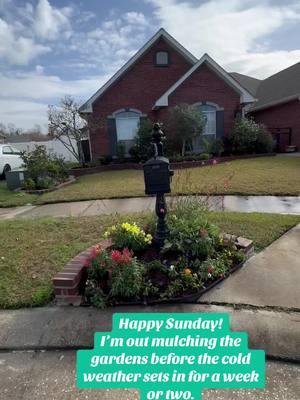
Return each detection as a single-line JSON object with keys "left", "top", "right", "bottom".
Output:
{"left": 230, "top": 72, "right": 261, "bottom": 96}
{"left": 231, "top": 62, "right": 300, "bottom": 111}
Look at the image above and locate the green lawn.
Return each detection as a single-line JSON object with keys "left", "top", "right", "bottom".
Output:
{"left": 0, "top": 156, "right": 299, "bottom": 207}
{"left": 0, "top": 211, "right": 299, "bottom": 309}
{"left": 0, "top": 181, "right": 37, "bottom": 208}
{"left": 37, "top": 156, "right": 300, "bottom": 204}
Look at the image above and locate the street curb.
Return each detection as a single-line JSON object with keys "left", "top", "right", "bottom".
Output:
{"left": 0, "top": 304, "right": 299, "bottom": 361}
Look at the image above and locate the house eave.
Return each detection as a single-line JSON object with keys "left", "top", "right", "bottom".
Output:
{"left": 250, "top": 94, "right": 300, "bottom": 113}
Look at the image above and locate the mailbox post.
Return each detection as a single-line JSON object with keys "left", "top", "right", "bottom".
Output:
{"left": 143, "top": 123, "right": 174, "bottom": 248}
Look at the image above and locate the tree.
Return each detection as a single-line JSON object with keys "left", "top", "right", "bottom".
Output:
{"left": 167, "top": 103, "right": 205, "bottom": 156}
{"left": 129, "top": 118, "right": 154, "bottom": 161}
{"left": 48, "top": 96, "right": 87, "bottom": 165}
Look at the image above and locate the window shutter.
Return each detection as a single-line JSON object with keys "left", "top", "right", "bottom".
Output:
{"left": 216, "top": 110, "right": 224, "bottom": 138}
{"left": 107, "top": 118, "right": 117, "bottom": 156}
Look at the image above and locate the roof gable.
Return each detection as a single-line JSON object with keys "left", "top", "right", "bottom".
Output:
{"left": 79, "top": 28, "right": 197, "bottom": 113}
{"left": 154, "top": 54, "right": 256, "bottom": 108}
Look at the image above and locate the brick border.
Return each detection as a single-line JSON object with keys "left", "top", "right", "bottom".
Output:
{"left": 69, "top": 153, "right": 276, "bottom": 177}
{"left": 53, "top": 236, "right": 253, "bottom": 306}
{"left": 53, "top": 239, "right": 111, "bottom": 306}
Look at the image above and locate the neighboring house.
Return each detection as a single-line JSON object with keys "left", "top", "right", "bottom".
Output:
{"left": 80, "top": 28, "right": 255, "bottom": 159}
{"left": 232, "top": 63, "right": 300, "bottom": 151}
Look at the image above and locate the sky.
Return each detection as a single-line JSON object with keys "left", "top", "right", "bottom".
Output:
{"left": 1, "top": 0, "right": 300, "bottom": 132}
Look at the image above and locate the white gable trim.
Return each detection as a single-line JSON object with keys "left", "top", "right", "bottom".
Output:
{"left": 154, "top": 54, "right": 256, "bottom": 109}
{"left": 79, "top": 28, "right": 197, "bottom": 114}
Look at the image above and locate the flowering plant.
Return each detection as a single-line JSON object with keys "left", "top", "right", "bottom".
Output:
{"left": 103, "top": 222, "right": 152, "bottom": 253}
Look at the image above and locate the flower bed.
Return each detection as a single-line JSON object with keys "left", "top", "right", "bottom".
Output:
{"left": 21, "top": 175, "right": 76, "bottom": 194}
{"left": 69, "top": 153, "right": 276, "bottom": 177}
{"left": 53, "top": 214, "right": 253, "bottom": 307}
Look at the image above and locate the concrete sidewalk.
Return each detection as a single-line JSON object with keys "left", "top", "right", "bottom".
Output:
{"left": 0, "top": 351, "right": 299, "bottom": 400}
{"left": 1, "top": 304, "right": 299, "bottom": 361}
{"left": 199, "top": 224, "right": 300, "bottom": 309}
{"left": 1, "top": 195, "right": 300, "bottom": 219}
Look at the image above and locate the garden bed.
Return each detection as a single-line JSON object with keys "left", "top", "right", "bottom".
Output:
{"left": 69, "top": 153, "right": 276, "bottom": 177}
{"left": 53, "top": 222, "right": 254, "bottom": 307}
{"left": 21, "top": 175, "right": 76, "bottom": 194}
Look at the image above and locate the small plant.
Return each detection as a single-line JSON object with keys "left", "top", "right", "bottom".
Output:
{"left": 103, "top": 222, "right": 152, "bottom": 253}
{"left": 201, "top": 137, "right": 224, "bottom": 156}
{"left": 199, "top": 153, "right": 211, "bottom": 160}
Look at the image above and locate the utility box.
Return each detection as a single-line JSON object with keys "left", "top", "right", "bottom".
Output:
{"left": 143, "top": 157, "right": 174, "bottom": 195}
{"left": 5, "top": 168, "right": 28, "bottom": 191}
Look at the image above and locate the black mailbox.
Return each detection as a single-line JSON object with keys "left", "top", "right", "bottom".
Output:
{"left": 143, "top": 156, "right": 174, "bottom": 195}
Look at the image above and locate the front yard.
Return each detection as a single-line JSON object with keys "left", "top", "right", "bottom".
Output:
{"left": 0, "top": 156, "right": 299, "bottom": 208}
{"left": 1, "top": 211, "right": 299, "bottom": 309}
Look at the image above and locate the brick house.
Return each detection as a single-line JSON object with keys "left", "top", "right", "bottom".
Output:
{"left": 79, "top": 28, "right": 256, "bottom": 159}
{"left": 232, "top": 63, "right": 300, "bottom": 152}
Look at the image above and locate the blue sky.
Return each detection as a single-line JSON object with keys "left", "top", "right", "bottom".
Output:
{"left": 1, "top": 0, "right": 300, "bottom": 131}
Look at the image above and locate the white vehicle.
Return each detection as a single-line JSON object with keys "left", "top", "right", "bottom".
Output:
{"left": 0, "top": 144, "right": 23, "bottom": 177}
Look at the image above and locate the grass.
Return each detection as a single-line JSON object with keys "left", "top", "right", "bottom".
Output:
{"left": 0, "top": 211, "right": 299, "bottom": 309}
{"left": 1, "top": 156, "right": 299, "bottom": 207}
{"left": 37, "top": 156, "right": 300, "bottom": 204}
{"left": 0, "top": 181, "right": 37, "bottom": 208}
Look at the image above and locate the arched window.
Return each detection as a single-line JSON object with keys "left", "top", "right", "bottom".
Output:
{"left": 115, "top": 111, "right": 140, "bottom": 141}
{"left": 155, "top": 51, "right": 169, "bottom": 66}
{"left": 197, "top": 104, "right": 217, "bottom": 136}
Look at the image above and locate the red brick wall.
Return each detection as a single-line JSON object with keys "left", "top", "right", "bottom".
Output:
{"left": 252, "top": 100, "right": 300, "bottom": 150}
{"left": 166, "top": 63, "right": 240, "bottom": 136}
{"left": 88, "top": 37, "right": 193, "bottom": 157}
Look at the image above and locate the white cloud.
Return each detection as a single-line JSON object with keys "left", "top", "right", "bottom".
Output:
{"left": 0, "top": 99, "right": 48, "bottom": 131}
{"left": 75, "top": 11, "right": 150, "bottom": 69}
{"left": 34, "top": 0, "right": 72, "bottom": 40}
{"left": 0, "top": 18, "right": 50, "bottom": 65}
{"left": 123, "top": 11, "right": 149, "bottom": 26}
{"left": 0, "top": 70, "right": 112, "bottom": 130}
{"left": 148, "top": 0, "right": 300, "bottom": 78}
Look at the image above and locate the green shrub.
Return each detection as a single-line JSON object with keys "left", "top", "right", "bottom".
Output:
{"left": 129, "top": 118, "right": 154, "bottom": 162}
{"left": 202, "top": 137, "right": 224, "bottom": 156}
{"left": 36, "top": 176, "right": 54, "bottom": 190}
{"left": 21, "top": 145, "right": 68, "bottom": 189}
{"left": 22, "top": 177, "right": 36, "bottom": 190}
{"left": 199, "top": 153, "right": 211, "bottom": 160}
{"left": 255, "top": 127, "right": 275, "bottom": 153}
{"left": 229, "top": 117, "right": 274, "bottom": 154}
{"left": 98, "top": 155, "right": 112, "bottom": 165}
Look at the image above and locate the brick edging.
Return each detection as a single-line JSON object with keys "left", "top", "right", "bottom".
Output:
{"left": 52, "top": 239, "right": 111, "bottom": 306}
{"left": 69, "top": 153, "right": 276, "bottom": 177}
{"left": 53, "top": 236, "right": 253, "bottom": 306}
